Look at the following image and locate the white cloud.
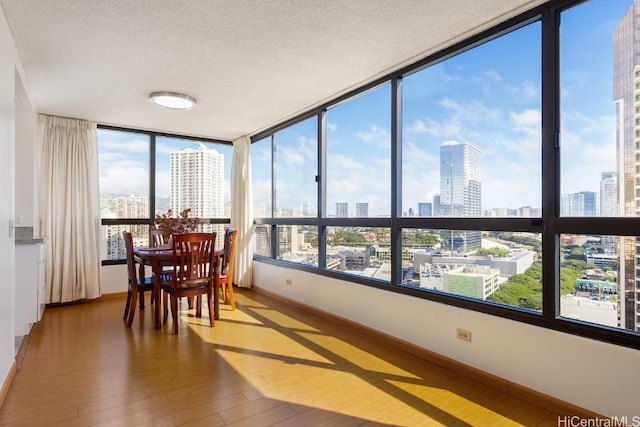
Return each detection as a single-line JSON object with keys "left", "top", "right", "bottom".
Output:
{"left": 439, "top": 98, "right": 503, "bottom": 125}
{"left": 510, "top": 109, "right": 541, "bottom": 139}
{"left": 356, "top": 124, "right": 390, "bottom": 149}
{"left": 406, "top": 117, "right": 461, "bottom": 139}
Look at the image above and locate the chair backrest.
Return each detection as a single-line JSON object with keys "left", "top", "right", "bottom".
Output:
{"left": 122, "top": 231, "right": 137, "bottom": 287}
{"left": 170, "top": 232, "right": 217, "bottom": 289}
{"left": 221, "top": 228, "right": 238, "bottom": 278}
{"left": 149, "top": 226, "right": 169, "bottom": 247}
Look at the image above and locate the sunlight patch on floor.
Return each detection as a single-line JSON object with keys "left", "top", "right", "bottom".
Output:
{"left": 216, "top": 349, "right": 434, "bottom": 425}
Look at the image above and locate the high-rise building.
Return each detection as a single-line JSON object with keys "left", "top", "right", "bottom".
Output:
{"left": 432, "top": 195, "right": 441, "bottom": 217}
{"left": 106, "top": 195, "right": 149, "bottom": 260}
{"left": 600, "top": 172, "right": 617, "bottom": 216}
{"left": 614, "top": 2, "right": 640, "bottom": 331}
{"left": 560, "top": 191, "right": 597, "bottom": 216}
{"left": 418, "top": 202, "right": 432, "bottom": 217}
{"left": 355, "top": 202, "right": 368, "bottom": 217}
{"left": 518, "top": 206, "right": 534, "bottom": 217}
{"left": 439, "top": 141, "right": 483, "bottom": 253}
{"left": 170, "top": 142, "right": 224, "bottom": 242}
{"left": 336, "top": 202, "right": 348, "bottom": 217}
{"left": 116, "top": 195, "right": 148, "bottom": 218}
{"left": 600, "top": 172, "right": 618, "bottom": 254}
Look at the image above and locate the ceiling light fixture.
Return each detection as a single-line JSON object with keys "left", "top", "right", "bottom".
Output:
{"left": 149, "top": 91, "right": 197, "bottom": 110}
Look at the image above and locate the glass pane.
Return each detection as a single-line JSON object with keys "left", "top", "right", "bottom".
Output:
{"left": 560, "top": 0, "right": 632, "bottom": 217}
{"left": 326, "top": 227, "right": 391, "bottom": 282}
{"left": 274, "top": 118, "right": 318, "bottom": 217}
{"left": 402, "top": 22, "right": 541, "bottom": 217}
{"left": 403, "top": 229, "right": 542, "bottom": 311}
{"left": 276, "top": 225, "right": 318, "bottom": 266}
{"left": 98, "top": 129, "right": 150, "bottom": 219}
{"left": 253, "top": 225, "right": 271, "bottom": 257}
{"left": 252, "top": 137, "right": 272, "bottom": 218}
{"left": 155, "top": 137, "right": 231, "bottom": 244}
{"left": 155, "top": 137, "right": 231, "bottom": 218}
{"left": 327, "top": 85, "right": 391, "bottom": 217}
{"left": 102, "top": 224, "right": 151, "bottom": 261}
{"left": 559, "top": 234, "right": 634, "bottom": 331}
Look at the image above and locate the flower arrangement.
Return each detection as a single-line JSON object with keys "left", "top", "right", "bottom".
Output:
{"left": 154, "top": 208, "right": 200, "bottom": 235}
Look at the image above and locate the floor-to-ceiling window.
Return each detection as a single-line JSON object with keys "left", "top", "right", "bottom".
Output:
{"left": 98, "top": 126, "right": 232, "bottom": 262}
{"left": 252, "top": 0, "right": 640, "bottom": 349}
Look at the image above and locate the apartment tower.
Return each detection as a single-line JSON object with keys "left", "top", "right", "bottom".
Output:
{"left": 170, "top": 142, "right": 224, "bottom": 241}
{"left": 335, "top": 202, "right": 348, "bottom": 217}
{"left": 355, "top": 202, "right": 369, "bottom": 218}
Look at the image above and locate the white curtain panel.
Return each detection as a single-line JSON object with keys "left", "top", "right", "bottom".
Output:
{"left": 230, "top": 135, "right": 254, "bottom": 288}
{"left": 38, "top": 115, "right": 102, "bottom": 303}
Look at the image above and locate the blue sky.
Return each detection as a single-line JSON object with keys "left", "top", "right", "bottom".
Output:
{"left": 98, "top": 130, "right": 233, "bottom": 212}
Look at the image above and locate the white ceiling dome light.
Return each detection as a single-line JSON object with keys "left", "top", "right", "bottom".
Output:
{"left": 149, "top": 91, "right": 197, "bottom": 110}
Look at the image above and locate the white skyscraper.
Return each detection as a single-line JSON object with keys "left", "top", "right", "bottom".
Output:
{"left": 106, "top": 195, "right": 149, "bottom": 260}
{"left": 116, "top": 195, "right": 148, "bottom": 218}
{"left": 170, "top": 142, "right": 224, "bottom": 240}
{"left": 336, "top": 202, "right": 348, "bottom": 217}
{"left": 600, "top": 172, "right": 617, "bottom": 254}
{"left": 439, "top": 141, "right": 483, "bottom": 253}
{"left": 355, "top": 202, "right": 369, "bottom": 217}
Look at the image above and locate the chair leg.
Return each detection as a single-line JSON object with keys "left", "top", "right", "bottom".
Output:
{"left": 127, "top": 288, "right": 138, "bottom": 327}
{"left": 123, "top": 289, "right": 132, "bottom": 320}
{"left": 195, "top": 296, "right": 202, "bottom": 318}
{"left": 171, "top": 295, "right": 179, "bottom": 334}
{"left": 227, "top": 282, "right": 236, "bottom": 310}
{"left": 206, "top": 290, "right": 214, "bottom": 328}
{"left": 139, "top": 290, "right": 145, "bottom": 310}
{"left": 162, "top": 291, "right": 169, "bottom": 324}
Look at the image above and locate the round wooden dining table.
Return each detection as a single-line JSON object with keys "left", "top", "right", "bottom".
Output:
{"left": 134, "top": 246, "right": 223, "bottom": 330}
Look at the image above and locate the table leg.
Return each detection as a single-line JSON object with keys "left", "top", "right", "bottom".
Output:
{"left": 153, "top": 266, "right": 162, "bottom": 330}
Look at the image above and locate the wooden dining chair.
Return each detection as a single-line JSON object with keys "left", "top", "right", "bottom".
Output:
{"left": 160, "top": 232, "right": 217, "bottom": 334}
{"left": 149, "top": 226, "right": 169, "bottom": 247}
{"left": 123, "top": 230, "right": 155, "bottom": 327}
{"left": 219, "top": 228, "right": 238, "bottom": 310}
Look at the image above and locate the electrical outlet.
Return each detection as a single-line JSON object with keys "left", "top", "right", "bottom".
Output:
{"left": 286, "top": 278, "right": 292, "bottom": 286}
{"left": 456, "top": 328, "right": 472, "bottom": 342}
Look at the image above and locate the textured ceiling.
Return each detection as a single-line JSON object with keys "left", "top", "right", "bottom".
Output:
{"left": 1, "top": 0, "right": 547, "bottom": 141}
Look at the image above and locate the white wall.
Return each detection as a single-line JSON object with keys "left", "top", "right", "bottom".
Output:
{"left": 101, "top": 264, "right": 128, "bottom": 294}
{"left": 254, "top": 261, "right": 639, "bottom": 418}
{"left": 14, "top": 73, "right": 37, "bottom": 229}
{"left": 0, "top": 5, "right": 16, "bottom": 393}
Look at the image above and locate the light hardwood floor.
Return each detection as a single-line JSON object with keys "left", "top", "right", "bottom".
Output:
{"left": 1, "top": 289, "right": 589, "bottom": 426}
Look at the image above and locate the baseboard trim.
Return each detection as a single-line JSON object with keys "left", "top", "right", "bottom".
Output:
{"left": 253, "top": 285, "right": 601, "bottom": 419}
{"left": 0, "top": 360, "right": 17, "bottom": 410}
{"left": 15, "top": 334, "right": 30, "bottom": 372}
{"left": 100, "top": 291, "right": 128, "bottom": 300}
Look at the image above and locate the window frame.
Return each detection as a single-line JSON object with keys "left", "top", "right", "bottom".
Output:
{"left": 99, "top": 124, "right": 232, "bottom": 265}
{"left": 250, "top": 0, "right": 640, "bottom": 350}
